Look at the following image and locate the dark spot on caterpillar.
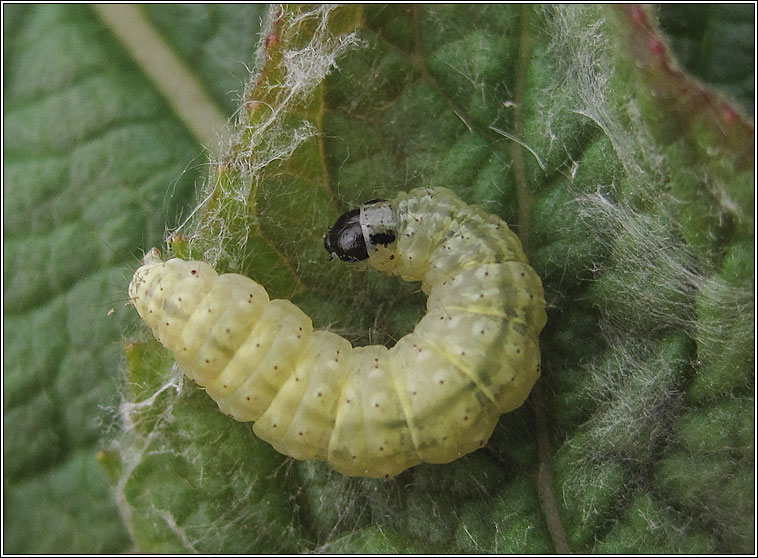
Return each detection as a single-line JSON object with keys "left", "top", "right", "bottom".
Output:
{"left": 369, "top": 231, "right": 396, "bottom": 248}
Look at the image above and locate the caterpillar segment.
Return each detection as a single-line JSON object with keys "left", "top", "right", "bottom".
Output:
{"left": 129, "top": 187, "right": 547, "bottom": 478}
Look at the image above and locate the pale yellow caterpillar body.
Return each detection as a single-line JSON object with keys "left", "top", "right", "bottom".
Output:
{"left": 128, "top": 187, "right": 547, "bottom": 478}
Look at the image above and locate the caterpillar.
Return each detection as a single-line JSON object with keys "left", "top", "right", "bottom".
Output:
{"left": 128, "top": 187, "right": 547, "bottom": 478}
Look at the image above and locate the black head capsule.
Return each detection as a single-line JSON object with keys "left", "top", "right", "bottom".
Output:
{"left": 324, "top": 208, "right": 368, "bottom": 262}
{"left": 325, "top": 199, "right": 396, "bottom": 263}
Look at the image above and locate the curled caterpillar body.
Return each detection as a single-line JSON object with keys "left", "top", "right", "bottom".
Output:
{"left": 129, "top": 187, "right": 547, "bottom": 478}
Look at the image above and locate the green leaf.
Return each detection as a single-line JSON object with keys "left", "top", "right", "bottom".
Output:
{"left": 3, "top": 4, "right": 265, "bottom": 552}
{"left": 4, "top": 4, "right": 753, "bottom": 554}
{"left": 658, "top": 3, "right": 755, "bottom": 114}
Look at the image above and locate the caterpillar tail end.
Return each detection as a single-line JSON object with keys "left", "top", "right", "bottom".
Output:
{"left": 143, "top": 247, "right": 163, "bottom": 266}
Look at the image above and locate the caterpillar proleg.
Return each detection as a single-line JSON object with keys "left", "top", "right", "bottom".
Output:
{"left": 128, "top": 187, "right": 547, "bottom": 478}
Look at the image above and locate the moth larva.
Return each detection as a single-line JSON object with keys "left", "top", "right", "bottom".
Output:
{"left": 129, "top": 187, "right": 547, "bottom": 478}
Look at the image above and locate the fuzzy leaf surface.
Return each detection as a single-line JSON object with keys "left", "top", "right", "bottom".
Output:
{"left": 4, "top": 4, "right": 753, "bottom": 554}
